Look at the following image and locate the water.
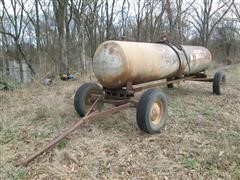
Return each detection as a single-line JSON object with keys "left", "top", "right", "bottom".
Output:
{"left": 8, "top": 60, "right": 32, "bottom": 83}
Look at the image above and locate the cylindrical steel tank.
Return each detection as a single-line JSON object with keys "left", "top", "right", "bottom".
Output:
{"left": 93, "top": 41, "right": 212, "bottom": 89}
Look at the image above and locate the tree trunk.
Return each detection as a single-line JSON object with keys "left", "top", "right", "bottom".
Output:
{"left": 53, "top": 0, "right": 68, "bottom": 74}
{"left": 15, "top": 40, "right": 24, "bottom": 82}
{"left": 35, "top": 0, "right": 41, "bottom": 74}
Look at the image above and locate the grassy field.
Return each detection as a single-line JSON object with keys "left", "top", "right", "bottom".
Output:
{"left": 0, "top": 65, "right": 240, "bottom": 179}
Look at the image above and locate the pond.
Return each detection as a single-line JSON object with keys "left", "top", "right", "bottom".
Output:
{"left": 8, "top": 60, "right": 32, "bottom": 83}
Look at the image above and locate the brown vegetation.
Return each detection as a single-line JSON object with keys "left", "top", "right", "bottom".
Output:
{"left": 0, "top": 64, "right": 239, "bottom": 179}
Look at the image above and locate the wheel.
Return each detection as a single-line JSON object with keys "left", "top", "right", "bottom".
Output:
{"left": 136, "top": 88, "right": 168, "bottom": 134}
{"left": 74, "top": 83, "right": 102, "bottom": 117}
{"left": 167, "top": 78, "right": 174, "bottom": 88}
{"left": 213, "top": 71, "right": 226, "bottom": 95}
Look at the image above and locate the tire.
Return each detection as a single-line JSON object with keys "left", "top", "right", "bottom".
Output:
{"left": 136, "top": 88, "right": 168, "bottom": 134}
{"left": 74, "top": 83, "right": 102, "bottom": 117}
{"left": 213, "top": 71, "right": 226, "bottom": 95}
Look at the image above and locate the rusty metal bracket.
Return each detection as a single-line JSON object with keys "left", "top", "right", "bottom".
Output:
{"left": 126, "top": 82, "right": 134, "bottom": 95}
{"left": 104, "top": 83, "right": 134, "bottom": 100}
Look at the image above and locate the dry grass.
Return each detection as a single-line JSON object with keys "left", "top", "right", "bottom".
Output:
{"left": 0, "top": 64, "right": 239, "bottom": 179}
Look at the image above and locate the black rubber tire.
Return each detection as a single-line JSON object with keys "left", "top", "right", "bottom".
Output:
{"left": 74, "top": 83, "right": 102, "bottom": 117}
{"left": 136, "top": 88, "right": 168, "bottom": 134}
{"left": 213, "top": 71, "right": 226, "bottom": 95}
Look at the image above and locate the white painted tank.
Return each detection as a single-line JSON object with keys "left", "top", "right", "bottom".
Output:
{"left": 93, "top": 41, "right": 212, "bottom": 89}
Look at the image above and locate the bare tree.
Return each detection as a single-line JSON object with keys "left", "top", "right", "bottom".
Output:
{"left": 21, "top": 0, "right": 42, "bottom": 73}
{"left": 147, "top": 0, "right": 166, "bottom": 42}
{"left": 72, "top": 0, "right": 87, "bottom": 71}
{"left": 85, "top": 0, "right": 101, "bottom": 57}
{"left": 233, "top": 1, "right": 240, "bottom": 21}
{"left": 65, "top": 0, "right": 73, "bottom": 66}
{"left": 120, "top": 0, "right": 130, "bottom": 37}
{"left": 53, "top": 0, "right": 68, "bottom": 74}
{"left": 165, "top": 0, "right": 195, "bottom": 43}
{"left": 189, "top": 0, "right": 233, "bottom": 47}
{"left": 215, "top": 19, "right": 237, "bottom": 63}
{"left": 0, "top": 0, "right": 28, "bottom": 81}
{"left": 133, "top": 0, "right": 145, "bottom": 41}
{"left": 105, "top": 0, "right": 116, "bottom": 40}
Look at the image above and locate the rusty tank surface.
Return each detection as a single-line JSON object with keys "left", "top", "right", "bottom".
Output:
{"left": 93, "top": 41, "right": 212, "bottom": 89}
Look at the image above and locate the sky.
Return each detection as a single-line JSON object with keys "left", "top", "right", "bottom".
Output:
{"left": 2, "top": 0, "right": 240, "bottom": 17}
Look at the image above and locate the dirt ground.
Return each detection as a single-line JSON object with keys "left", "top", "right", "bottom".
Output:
{"left": 0, "top": 64, "right": 240, "bottom": 179}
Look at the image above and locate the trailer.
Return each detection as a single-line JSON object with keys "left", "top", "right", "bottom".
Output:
{"left": 74, "top": 40, "right": 225, "bottom": 134}
{"left": 18, "top": 41, "right": 226, "bottom": 166}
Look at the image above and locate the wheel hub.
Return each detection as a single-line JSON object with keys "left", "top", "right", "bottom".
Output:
{"left": 150, "top": 102, "right": 162, "bottom": 125}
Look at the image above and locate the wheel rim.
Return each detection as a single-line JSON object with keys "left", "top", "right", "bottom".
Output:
{"left": 150, "top": 102, "right": 162, "bottom": 125}
{"left": 85, "top": 94, "right": 92, "bottom": 109}
{"left": 85, "top": 91, "right": 98, "bottom": 110}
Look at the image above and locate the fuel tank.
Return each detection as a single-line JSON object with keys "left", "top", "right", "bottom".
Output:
{"left": 93, "top": 41, "right": 212, "bottom": 89}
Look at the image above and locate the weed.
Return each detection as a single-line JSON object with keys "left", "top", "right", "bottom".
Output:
{"left": 12, "top": 167, "right": 27, "bottom": 180}
{"left": 186, "top": 110, "right": 198, "bottom": 120}
{"left": 0, "top": 127, "right": 18, "bottom": 144}
{"left": 226, "top": 130, "right": 240, "bottom": 144}
{"left": 31, "top": 131, "right": 51, "bottom": 139}
{"left": 202, "top": 159, "right": 213, "bottom": 170}
{"left": 232, "top": 165, "right": 240, "bottom": 179}
{"left": 0, "top": 78, "right": 20, "bottom": 90}
{"left": 182, "top": 157, "right": 198, "bottom": 169}
{"left": 196, "top": 102, "right": 217, "bottom": 116}
{"left": 168, "top": 105, "right": 180, "bottom": 116}
{"left": 206, "top": 130, "right": 240, "bottom": 149}
{"left": 57, "top": 138, "right": 69, "bottom": 149}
